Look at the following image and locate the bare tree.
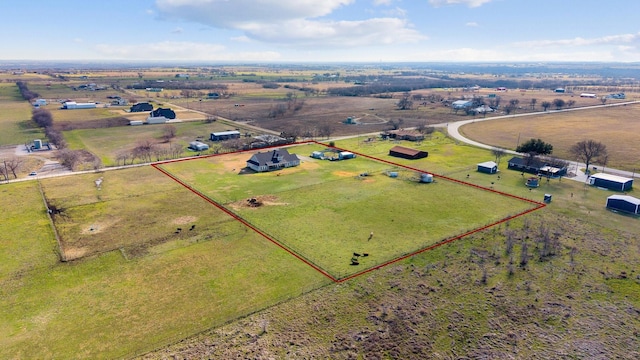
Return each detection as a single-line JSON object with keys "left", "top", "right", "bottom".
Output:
{"left": 491, "top": 148, "right": 507, "bottom": 167}
{"left": 396, "top": 92, "right": 413, "bottom": 110}
{"left": 566, "top": 100, "right": 576, "bottom": 108}
{"left": 600, "top": 96, "right": 608, "bottom": 105}
{"left": 388, "top": 118, "right": 404, "bottom": 130}
{"left": 541, "top": 101, "right": 551, "bottom": 111}
{"left": 161, "top": 125, "right": 177, "bottom": 143}
{"left": 569, "top": 140, "right": 608, "bottom": 174}
{"left": 57, "top": 149, "right": 81, "bottom": 170}
{"left": 318, "top": 124, "right": 334, "bottom": 139}
{"left": 553, "top": 98, "right": 565, "bottom": 110}
{"left": 3, "top": 158, "right": 23, "bottom": 179}
{"left": 529, "top": 98, "right": 537, "bottom": 110}
{"left": 132, "top": 140, "right": 156, "bottom": 163}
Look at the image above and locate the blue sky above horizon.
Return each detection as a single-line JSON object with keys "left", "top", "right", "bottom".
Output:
{"left": 2, "top": 0, "right": 640, "bottom": 62}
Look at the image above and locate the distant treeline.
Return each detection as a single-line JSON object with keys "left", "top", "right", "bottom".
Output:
{"left": 329, "top": 75, "right": 614, "bottom": 97}
{"left": 16, "top": 81, "right": 39, "bottom": 100}
{"left": 127, "top": 81, "right": 228, "bottom": 91}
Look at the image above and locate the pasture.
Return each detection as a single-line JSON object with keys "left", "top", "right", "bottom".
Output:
{"left": 1, "top": 166, "right": 327, "bottom": 359}
{"left": 0, "top": 83, "right": 43, "bottom": 145}
{"left": 459, "top": 103, "right": 640, "bottom": 171}
{"left": 158, "top": 142, "right": 541, "bottom": 279}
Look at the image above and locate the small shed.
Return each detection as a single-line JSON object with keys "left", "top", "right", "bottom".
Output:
{"left": 477, "top": 161, "right": 498, "bottom": 174}
{"left": 311, "top": 151, "right": 324, "bottom": 159}
{"left": 389, "top": 146, "right": 428, "bottom": 160}
{"left": 338, "top": 151, "right": 356, "bottom": 160}
{"left": 588, "top": 173, "right": 633, "bottom": 191}
{"left": 189, "top": 141, "right": 209, "bottom": 151}
{"left": 606, "top": 195, "right": 640, "bottom": 215}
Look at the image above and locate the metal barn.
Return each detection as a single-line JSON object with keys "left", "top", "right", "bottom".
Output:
{"left": 606, "top": 195, "right": 640, "bottom": 215}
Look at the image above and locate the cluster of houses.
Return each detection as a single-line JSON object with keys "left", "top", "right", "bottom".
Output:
{"left": 128, "top": 102, "right": 177, "bottom": 125}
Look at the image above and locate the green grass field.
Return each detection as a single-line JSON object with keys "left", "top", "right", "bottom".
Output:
{"left": 159, "top": 143, "right": 540, "bottom": 278}
{"left": 0, "top": 83, "right": 44, "bottom": 145}
{"left": 0, "top": 167, "right": 328, "bottom": 359}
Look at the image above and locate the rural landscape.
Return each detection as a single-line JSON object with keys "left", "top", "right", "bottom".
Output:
{"left": 0, "top": 61, "right": 638, "bottom": 359}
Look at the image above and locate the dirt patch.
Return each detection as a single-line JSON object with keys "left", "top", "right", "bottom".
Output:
{"left": 80, "top": 219, "right": 119, "bottom": 235}
{"left": 333, "top": 171, "right": 357, "bottom": 177}
{"left": 228, "top": 195, "right": 288, "bottom": 210}
{"left": 172, "top": 216, "right": 198, "bottom": 225}
{"left": 63, "top": 247, "right": 88, "bottom": 261}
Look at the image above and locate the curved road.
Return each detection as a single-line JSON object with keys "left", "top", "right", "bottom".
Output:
{"left": 442, "top": 101, "right": 640, "bottom": 182}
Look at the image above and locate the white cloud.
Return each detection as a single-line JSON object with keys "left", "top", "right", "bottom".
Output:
{"left": 155, "top": 0, "right": 423, "bottom": 47}
{"left": 429, "top": 0, "right": 493, "bottom": 8}
{"left": 515, "top": 32, "right": 640, "bottom": 47}
{"left": 93, "top": 41, "right": 281, "bottom": 61}
{"left": 373, "top": 0, "right": 394, "bottom": 5}
{"left": 73, "top": 38, "right": 83, "bottom": 43}
{"left": 465, "top": 22, "right": 478, "bottom": 27}
{"left": 242, "top": 18, "right": 424, "bottom": 47}
{"left": 231, "top": 35, "right": 252, "bottom": 43}
{"left": 382, "top": 7, "right": 407, "bottom": 17}
{"left": 171, "top": 27, "right": 184, "bottom": 34}
{"left": 156, "top": 0, "right": 354, "bottom": 26}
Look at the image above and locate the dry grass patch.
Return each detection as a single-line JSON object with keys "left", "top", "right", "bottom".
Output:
{"left": 459, "top": 103, "right": 640, "bottom": 171}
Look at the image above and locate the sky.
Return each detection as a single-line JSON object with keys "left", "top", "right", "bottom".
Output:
{"left": 2, "top": 0, "right": 640, "bottom": 63}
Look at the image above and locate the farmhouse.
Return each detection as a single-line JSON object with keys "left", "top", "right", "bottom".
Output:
{"left": 151, "top": 108, "right": 176, "bottom": 119}
{"left": 606, "top": 195, "right": 640, "bottom": 215}
{"left": 210, "top": 130, "right": 240, "bottom": 141}
{"left": 130, "top": 102, "right": 153, "bottom": 112}
{"left": 61, "top": 101, "right": 96, "bottom": 109}
{"left": 385, "top": 129, "right": 425, "bottom": 141}
{"left": 389, "top": 146, "right": 428, "bottom": 160}
{"left": 507, "top": 157, "right": 567, "bottom": 177}
{"left": 477, "top": 161, "right": 498, "bottom": 174}
{"left": 246, "top": 149, "right": 300, "bottom": 172}
{"left": 588, "top": 173, "right": 633, "bottom": 191}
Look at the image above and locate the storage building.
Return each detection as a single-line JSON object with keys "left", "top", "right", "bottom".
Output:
{"left": 606, "top": 195, "right": 640, "bottom": 215}
{"left": 389, "top": 146, "right": 428, "bottom": 160}
{"left": 588, "top": 173, "right": 633, "bottom": 191}
{"left": 477, "top": 161, "right": 498, "bottom": 174}
{"left": 61, "top": 101, "right": 96, "bottom": 109}
{"left": 189, "top": 141, "right": 209, "bottom": 151}
{"left": 210, "top": 130, "right": 240, "bottom": 141}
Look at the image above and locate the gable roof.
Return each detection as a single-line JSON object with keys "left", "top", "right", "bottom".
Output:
{"left": 607, "top": 195, "right": 640, "bottom": 205}
{"left": 389, "top": 146, "right": 424, "bottom": 157}
{"left": 478, "top": 161, "right": 497, "bottom": 168}
{"left": 247, "top": 149, "right": 299, "bottom": 167}
{"left": 589, "top": 173, "right": 633, "bottom": 183}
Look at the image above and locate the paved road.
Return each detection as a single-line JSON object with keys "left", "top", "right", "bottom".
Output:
{"left": 2, "top": 101, "right": 637, "bottom": 185}
{"left": 442, "top": 100, "right": 639, "bottom": 182}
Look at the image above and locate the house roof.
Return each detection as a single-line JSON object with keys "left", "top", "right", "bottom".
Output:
{"left": 389, "top": 146, "right": 425, "bottom": 157}
{"left": 247, "top": 149, "right": 299, "bottom": 167}
{"left": 607, "top": 195, "right": 640, "bottom": 205}
{"left": 508, "top": 156, "right": 545, "bottom": 168}
{"left": 589, "top": 173, "right": 633, "bottom": 183}
{"left": 478, "top": 161, "right": 497, "bottom": 168}
{"left": 212, "top": 130, "right": 240, "bottom": 136}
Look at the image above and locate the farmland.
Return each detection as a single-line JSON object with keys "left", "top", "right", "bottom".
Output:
{"left": 0, "top": 63, "right": 639, "bottom": 359}
{"left": 158, "top": 143, "right": 540, "bottom": 278}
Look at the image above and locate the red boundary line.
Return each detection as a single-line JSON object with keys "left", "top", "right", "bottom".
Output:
{"left": 152, "top": 140, "right": 545, "bottom": 283}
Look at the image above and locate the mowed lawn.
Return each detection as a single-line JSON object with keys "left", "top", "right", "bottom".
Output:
{"left": 459, "top": 103, "right": 640, "bottom": 171}
{"left": 0, "top": 167, "right": 328, "bottom": 359}
{"left": 160, "top": 143, "right": 540, "bottom": 278}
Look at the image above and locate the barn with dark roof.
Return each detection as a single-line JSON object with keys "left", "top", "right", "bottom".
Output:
{"left": 389, "top": 146, "right": 428, "bottom": 160}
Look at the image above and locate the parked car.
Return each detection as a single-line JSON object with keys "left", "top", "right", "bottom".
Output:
{"left": 29, "top": 171, "right": 37, "bottom": 176}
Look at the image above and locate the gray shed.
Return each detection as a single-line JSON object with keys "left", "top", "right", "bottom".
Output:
{"left": 606, "top": 195, "right": 640, "bottom": 214}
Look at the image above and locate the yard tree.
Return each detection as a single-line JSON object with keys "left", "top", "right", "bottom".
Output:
{"left": 491, "top": 148, "right": 507, "bottom": 167}
{"left": 31, "top": 108, "right": 53, "bottom": 128}
{"left": 600, "top": 96, "right": 608, "bottom": 105}
{"left": 566, "top": 99, "right": 576, "bottom": 108}
{"left": 516, "top": 138, "right": 553, "bottom": 156}
{"left": 553, "top": 98, "right": 565, "bottom": 110}
{"left": 396, "top": 92, "right": 413, "bottom": 110}
{"left": 541, "top": 101, "right": 551, "bottom": 111}
{"left": 161, "top": 125, "right": 177, "bottom": 143}
{"left": 529, "top": 98, "right": 537, "bottom": 110}
{"left": 569, "top": 140, "right": 608, "bottom": 173}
